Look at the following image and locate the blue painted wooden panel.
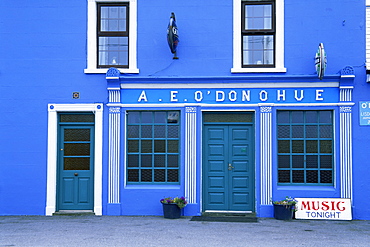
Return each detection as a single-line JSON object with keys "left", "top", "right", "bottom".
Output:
{"left": 203, "top": 125, "right": 254, "bottom": 211}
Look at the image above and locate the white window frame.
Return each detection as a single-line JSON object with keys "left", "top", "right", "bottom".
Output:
{"left": 232, "top": 0, "right": 286, "bottom": 73}
{"left": 45, "top": 104, "right": 103, "bottom": 216}
{"left": 85, "top": 0, "right": 139, "bottom": 74}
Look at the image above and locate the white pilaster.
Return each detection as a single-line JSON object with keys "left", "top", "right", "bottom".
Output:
{"left": 185, "top": 107, "right": 197, "bottom": 203}
{"left": 260, "top": 106, "right": 272, "bottom": 205}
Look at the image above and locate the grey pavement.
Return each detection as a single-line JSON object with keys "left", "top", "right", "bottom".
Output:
{"left": 0, "top": 215, "right": 369, "bottom": 247}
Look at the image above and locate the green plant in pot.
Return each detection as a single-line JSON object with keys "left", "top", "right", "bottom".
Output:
{"left": 272, "top": 196, "right": 297, "bottom": 220}
{"left": 160, "top": 196, "right": 187, "bottom": 219}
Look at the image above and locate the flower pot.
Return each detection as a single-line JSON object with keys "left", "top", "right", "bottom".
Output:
{"left": 162, "top": 203, "right": 181, "bottom": 219}
{"left": 273, "top": 204, "right": 294, "bottom": 220}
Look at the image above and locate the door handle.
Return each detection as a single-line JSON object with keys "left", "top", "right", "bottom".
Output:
{"left": 74, "top": 173, "right": 78, "bottom": 176}
{"left": 228, "top": 163, "right": 234, "bottom": 170}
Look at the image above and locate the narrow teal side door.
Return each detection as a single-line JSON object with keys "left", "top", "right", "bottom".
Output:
{"left": 203, "top": 124, "right": 254, "bottom": 212}
{"left": 57, "top": 125, "right": 94, "bottom": 210}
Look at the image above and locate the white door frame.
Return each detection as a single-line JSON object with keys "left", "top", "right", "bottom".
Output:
{"left": 45, "top": 104, "right": 103, "bottom": 216}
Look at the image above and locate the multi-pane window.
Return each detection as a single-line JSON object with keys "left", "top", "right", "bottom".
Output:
{"left": 97, "top": 3, "right": 129, "bottom": 68}
{"left": 127, "top": 111, "right": 180, "bottom": 184}
{"left": 277, "top": 111, "right": 334, "bottom": 185}
{"left": 242, "top": 0, "right": 275, "bottom": 67}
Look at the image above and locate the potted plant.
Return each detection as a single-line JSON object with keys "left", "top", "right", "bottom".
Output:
{"left": 160, "top": 196, "right": 187, "bottom": 219}
{"left": 272, "top": 196, "right": 297, "bottom": 220}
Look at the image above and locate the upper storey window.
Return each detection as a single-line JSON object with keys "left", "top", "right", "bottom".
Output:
{"left": 232, "top": 0, "right": 285, "bottom": 73}
{"left": 85, "top": 0, "right": 138, "bottom": 74}
{"left": 97, "top": 3, "right": 129, "bottom": 68}
{"left": 242, "top": 1, "right": 274, "bottom": 67}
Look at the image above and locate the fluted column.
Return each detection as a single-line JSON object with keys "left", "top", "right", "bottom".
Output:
{"left": 260, "top": 106, "right": 272, "bottom": 205}
{"left": 184, "top": 106, "right": 197, "bottom": 203}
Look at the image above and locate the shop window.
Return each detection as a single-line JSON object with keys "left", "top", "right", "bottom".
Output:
{"left": 232, "top": 0, "right": 285, "bottom": 73}
{"left": 277, "top": 110, "right": 333, "bottom": 185}
{"left": 127, "top": 111, "right": 180, "bottom": 184}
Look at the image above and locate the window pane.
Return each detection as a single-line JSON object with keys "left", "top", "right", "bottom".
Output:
{"left": 141, "top": 125, "right": 152, "bottom": 138}
{"left": 154, "top": 155, "right": 165, "bottom": 167}
{"left": 128, "top": 125, "right": 139, "bottom": 138}
{"left": 167, "top": 169, "right": 179, "bottom": 182}
{"left": 306, "top": 125, "right": 318, "bottom": 138}
{"left": 128, "top": 155, "right": 139, "bottom": 167}
{"left": 128, "top": 170, "right": 139, "bottom": 182}
{"left": 64, "top": 158, "right": 90, "bottom": 170}
{"left": 320, "top": 155, "right": 332, "bottom": 168}
{"left": 141, "top": 170, "right": 152, "bottom": 182}
{"left": 278, "top": 155, "right": 290, "bottom": 168}
{"left": 292, "top": 170, "right": 304, "bottom": 183}
{"left": 128, "top": 140, "right": 139, "bottom": 153}
{"left": 305, "top": 111, "right": 318, "bottom": 123}
{"left": 320, "top": 125, "right": 332, "bottom": 138}
{"left": 98, "top": 37, "right": 128, "bottom": 66}
{"left": 278, "top": 125, "right": 290, "bottom": 138}
{"left": 141, "top": 140, "right": 152, "bottom": 153}
{"left": 278, "top": 140, "right": 290, "bottom": 153}
{"left": 319, "top": 111, "right": 332, "bottom": 123}
{"left": 291, "top": 111, "right": 304, "bottom": 123}
{"left": 127, "top": 112, "right": 140, "bottom": 124}
{"left": 100, "top": 6, "right": 127, "bottom": 32}
{"left": 278, "top": 170, "right": 290, "bottom": 183}
{"left": 306, "top": 155, "right": 318, "bottom": 168}
{"left": 277, "top": 111, "right": 290, "bottom": 123}
{"left": 64, "top": 129, "right": 91, "bottom": 141}
{"left": 320, "top": 170, "right": 333, "bottom": 183}
{"left": 307, "top": 170, "right": 318, "bottom": 183}
{"left": 243, "top": 35, "right": 274, "bottom": 65}
{"left": 141, "top": 155, "right": 152, "bottom": 167}
{"left": 244, "top": 5, "right": 272, "bottom": 30}
{"left": 292, "top": 140, "right": 304, "bottom": 153}
{"left": 154, "top": 169, "right": 165, "bottom": 182}
{"left": 154, "top": 125, "right": 166, "bottom": 138}
{"left": 306, "top": 140, "right": 318, "bottom": 153}
{"left": 292, "top": 125, "right": 304, "bottom": 138}
{"left": 292, "top": 155, "right": 304, "bottom": 168}
{"left": 168, "top": 155, "right": 179, "bottom": 167}
{"left": 320, "top": 140, "right": 332, "bottom": 153}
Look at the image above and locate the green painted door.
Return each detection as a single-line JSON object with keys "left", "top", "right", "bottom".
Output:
{"left": 203, "top": 124, "right": 254, "bottom": 212}
{"left": 57, "top": 125, "right": 94, "bottom": 210}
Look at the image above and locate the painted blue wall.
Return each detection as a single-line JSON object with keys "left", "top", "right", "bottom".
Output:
{"left": 0, "top": 0, "right": 368, "bottom": 219}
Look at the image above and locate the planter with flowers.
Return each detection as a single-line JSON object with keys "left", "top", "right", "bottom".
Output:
{"left": 160, "top": 197, "right": 187, "bottom": 219}
{"left": 272, "top": 196, "right": 297, "bottom": 220}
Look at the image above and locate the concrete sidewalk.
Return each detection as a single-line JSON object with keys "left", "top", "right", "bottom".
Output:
{"left": 0, "top": 215, "right": 369, "bottom": 246}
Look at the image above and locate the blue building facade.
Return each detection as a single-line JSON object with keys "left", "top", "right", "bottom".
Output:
{"left": 1, "top": 0, "right": 369, "bottom": 219}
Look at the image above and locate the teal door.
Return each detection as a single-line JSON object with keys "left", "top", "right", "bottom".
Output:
{"left": 203, "top": 124, "right": 254, "bottom": 212}
{"left": 57, "top": 124, "right": 94, "bottom": 210}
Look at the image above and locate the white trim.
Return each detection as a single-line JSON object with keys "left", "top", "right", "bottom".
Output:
{"left": 85, "top": 0, "right": 139, "bottom": 74}
{"left": 46, "top": 103, "right": 103, "bottom": 216}
{"left": 232, "top": 0, "right": 285, "bottom": 73}
{"left": 107, "top": 102, "right": 354, "bottom": 108}
{"left": 260, "top": 106, "right": 272, "bottom": 205}
{"left": 121, "top": 82, "right": 339, "bottom": 89}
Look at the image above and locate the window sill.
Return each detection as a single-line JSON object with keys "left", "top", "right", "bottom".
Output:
{"left": 231, "top": 67, "right": 287, "bottom": 73}
{"left": 84, "top": 68, "right": 140, "bottom": 74}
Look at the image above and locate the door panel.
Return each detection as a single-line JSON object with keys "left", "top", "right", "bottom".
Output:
{"left": 58, "top": 125, "right": 94, "bottom": 210}
{"left": 204, "top": 124, "right": 254, "bottom": 212}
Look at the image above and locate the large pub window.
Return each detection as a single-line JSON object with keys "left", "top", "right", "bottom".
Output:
{"left": 127, "top": 111, "right": 180, "bottom": 184}
{"left": 242, "top": 0, "right": 275, "bottom": 67}
{"left": 277, "top": 110, "right": 334, "bottom": 185}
